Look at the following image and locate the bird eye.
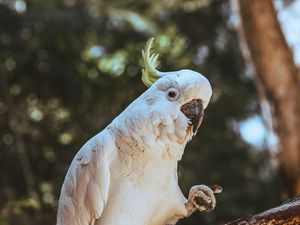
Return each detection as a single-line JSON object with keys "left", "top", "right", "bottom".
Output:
{"left": 166, "top": 88, "right": 179, "bottom": 101}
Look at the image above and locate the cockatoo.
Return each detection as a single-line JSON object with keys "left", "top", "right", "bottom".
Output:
{"left": 57, "top": 38, "right": 221, "bottom": 225}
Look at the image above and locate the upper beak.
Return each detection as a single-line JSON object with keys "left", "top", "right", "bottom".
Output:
{"left": 180, "top": 99, "right": 204, "bottom": 133}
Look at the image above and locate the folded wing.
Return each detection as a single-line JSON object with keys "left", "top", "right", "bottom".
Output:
{"left": 57, "top": 133, "right": 113, "bottom": 225}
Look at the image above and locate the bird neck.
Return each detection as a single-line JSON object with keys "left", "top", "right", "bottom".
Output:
{"left": 108, "top": 110, "right": 190, "bottom": 162}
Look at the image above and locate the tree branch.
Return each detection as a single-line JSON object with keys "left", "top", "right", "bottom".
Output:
{"left": 225, "top": 197, "right": 300, "bottom": 225}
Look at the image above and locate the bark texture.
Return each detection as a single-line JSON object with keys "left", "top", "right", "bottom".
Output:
{"left": 238, "top": 0, "right": 300, "bottom": 195}
{"left": 225, "top": 197, "right": 300, "bottom": 225}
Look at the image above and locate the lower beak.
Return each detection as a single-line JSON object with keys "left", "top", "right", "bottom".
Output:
{"left": 180, "top": 99, "right": 204, "bottom": 133}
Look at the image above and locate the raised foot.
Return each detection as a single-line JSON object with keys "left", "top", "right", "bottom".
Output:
{"left": 185, "top": 184, "right": 222, "bottom": 217}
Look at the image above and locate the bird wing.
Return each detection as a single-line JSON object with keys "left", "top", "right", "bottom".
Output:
{"left": 57, "top": 132, "right": 114, "bottom": 225}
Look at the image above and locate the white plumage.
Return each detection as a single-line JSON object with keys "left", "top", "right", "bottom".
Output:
{"left": 57, "top": 40, "right": 214, "bottom": 225}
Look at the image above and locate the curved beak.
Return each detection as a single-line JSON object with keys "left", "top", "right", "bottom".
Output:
{"left": 180, "top": 99, "right": 204, "bottom": 133}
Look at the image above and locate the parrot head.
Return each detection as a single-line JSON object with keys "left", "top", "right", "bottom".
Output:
{"left": 141, "top": 38, "right": 212, "bottom": 139}
{"left": 109, "top": 38, "right": 212, "bottom": 159}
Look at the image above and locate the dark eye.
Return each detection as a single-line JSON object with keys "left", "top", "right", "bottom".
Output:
{"left": 168, "top": 91, "right": 176, "bottom": 98}
{"left": 166, "top": 88, "right": 179, "bottom": 101}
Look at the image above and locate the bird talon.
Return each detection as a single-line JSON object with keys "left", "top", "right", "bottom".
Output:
{"left": 185, "top": 184, "right": 222, "bottom": 216}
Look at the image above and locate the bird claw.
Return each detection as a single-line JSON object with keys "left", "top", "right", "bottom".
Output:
{"left": 185, "top": 184, "right": 222, "bottom": 216}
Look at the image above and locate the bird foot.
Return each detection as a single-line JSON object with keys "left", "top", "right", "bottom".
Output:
{"left": 185, "top": 184, "right": 222, "bottom": 217}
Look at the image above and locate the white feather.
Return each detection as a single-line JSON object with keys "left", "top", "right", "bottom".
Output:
{"left": 57, "top": 69, "right": 212, "bottom": 225}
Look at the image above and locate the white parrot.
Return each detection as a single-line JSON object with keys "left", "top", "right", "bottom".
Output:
{"left": 57, "top": 38, "right": 221, "bottom": 225}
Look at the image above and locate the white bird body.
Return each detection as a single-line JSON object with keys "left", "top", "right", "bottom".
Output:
{"left": 57, "top": 47, "right": 213, "bottom": 225}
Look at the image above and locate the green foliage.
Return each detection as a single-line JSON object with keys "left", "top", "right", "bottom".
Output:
{"left": 0, "top": 0, "right": 282, "bottom": 224}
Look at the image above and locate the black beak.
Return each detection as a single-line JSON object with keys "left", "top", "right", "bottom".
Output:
{"left": 180, "top": 99, "right": 204, "bottom": 133}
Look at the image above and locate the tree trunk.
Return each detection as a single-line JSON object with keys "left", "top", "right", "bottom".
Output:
{"left": 0, "top": 69, "right": 39, "bottom": 202}
{"left": 238, "top": 0, "right": 300, "bottom": 195}
{"left": 225, "top": 196, "right": 300, "bottom": 225}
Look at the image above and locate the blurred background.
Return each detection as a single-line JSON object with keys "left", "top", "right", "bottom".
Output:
{"left": 0, "top": 0, "right": 300, "bottom": 224}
